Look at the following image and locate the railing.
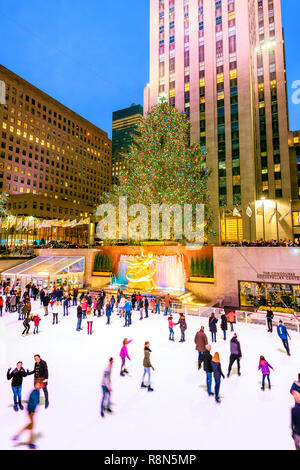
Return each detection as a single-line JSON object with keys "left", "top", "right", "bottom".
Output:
{"left": 167, "top": 302, "right": 300, "bottom": 332}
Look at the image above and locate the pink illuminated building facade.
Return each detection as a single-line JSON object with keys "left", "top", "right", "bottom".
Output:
{"left": 144, "top": 0, "right": 300, "bottom": 243}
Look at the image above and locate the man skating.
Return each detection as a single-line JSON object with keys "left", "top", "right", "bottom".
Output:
{"left": 7, "top": 362, "right": 28, "bottom": 411}
{"left": 277, "top": 320, "right": 291, "bottom": 356}
{"left": 12, "top": 381, "right": 44, "bottom": 449}
{"left": 101, "top": 358, "right": 113, "bottom": 418}
{"left": 194, "top": 326, "right": 208, "bottom": 370}
{"left": 27, "top": 355, "right": 49, "bottom": 408}
{"left": 227, "top": 333, "right": 242, "bottom": 377}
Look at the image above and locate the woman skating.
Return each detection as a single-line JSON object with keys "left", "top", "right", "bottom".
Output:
{"left": 120, "top": 338, "right": 132, "bottom": 376}
{"left": 141, "top": 341, "right": 154, "bottom": 391}
{"left": 209, "top": 312, "right": 218, "bottom": 343}
{"left": 258, "top": 355, "right": 274, "bottom": 390}
{"left": 86, "top": 305, "right": 93, "bottom": 335}
{"left": 220, "top": 311, "right": 227, "bottom": 340}
{"left": 211, "top": 352, "right": 225, "bottom": 403}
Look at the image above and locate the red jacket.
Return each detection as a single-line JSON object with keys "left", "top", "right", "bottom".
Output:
{"left": 33, "top": 315, "right": 40, "bottom": 326}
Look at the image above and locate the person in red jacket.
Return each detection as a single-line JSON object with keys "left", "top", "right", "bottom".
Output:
{"left": 0, "top": 296, "right": 3, "bottom": 316}
{"left": 33, "top": 314, "right": 41, "bottom": 335}
{"left": 226, "top": 309, "right": 236, "bottom": 332}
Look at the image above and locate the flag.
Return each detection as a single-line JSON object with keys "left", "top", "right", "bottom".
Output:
{"left": 70, "top": 219, "right": 78, "bottom": 228}
{"left": 268, "top": 206, "right": 277, "bottom": 224}
{"left": 256, "top": 204, "right": 263, "bottom": 216}
{"left": 233, "top": 208, "right": 241, "bottom": 217}
{"left": 279, "top": 204, "right": 291, "bottom": 222}
{"left": 62, "top": 219, "right": 70, "bottom": 228}
{"left": 0, "top": 81, "right": 5, "bottom": 105}
{"left": 246, "top": 205, "right": 252, "bottom": 218}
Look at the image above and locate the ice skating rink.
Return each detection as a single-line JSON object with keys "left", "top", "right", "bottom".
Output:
{"left": 0, "top": 301, "right": 299, "bottom": 450}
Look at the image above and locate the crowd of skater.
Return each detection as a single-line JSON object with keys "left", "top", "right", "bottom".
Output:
{"left": 1, "top": 279, "right": 299, "bottom": 450}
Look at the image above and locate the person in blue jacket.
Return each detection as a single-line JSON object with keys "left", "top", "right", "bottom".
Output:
{"left": 12, "top": 381, "right": 44, "bottom": 449}
{"left": 277, "top": 320, "right": 291, "bottom": 356}
{"left": 124, "top": 299, "right": 133, "bottom": 327}
{"left": 106, "top": 302, "right": 112, "bottom": 325}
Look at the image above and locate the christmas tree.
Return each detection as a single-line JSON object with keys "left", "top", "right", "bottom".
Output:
{"left": 102, "top": 100, "right": 212, "bottom": 240}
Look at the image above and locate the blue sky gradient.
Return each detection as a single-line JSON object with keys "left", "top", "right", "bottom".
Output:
{"left": 0, "top": 0, "right": 299, "bottom": 137}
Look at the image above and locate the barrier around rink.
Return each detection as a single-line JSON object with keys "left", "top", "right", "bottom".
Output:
{"left": 167, "top": 302, "right": 300, "bottom": 332}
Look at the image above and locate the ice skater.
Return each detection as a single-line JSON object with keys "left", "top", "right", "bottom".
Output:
{"left": 227, "top": 333, "right": 242, "bottom": 378}
{"left": 52, "top": 301, "right": 59, "bottom": 325}
{"left": 141, "top": 341, "right": 154, "bottom": 391}
{"left": 22, "top": 316, "right": 31, "bottom": 336}
{"left": 120, "top": 338, "right": 132, "bottom": 376}
{"left": 226, "top": 309, "right": 236, "bottom": 332}
{"left": 27, "top": 355, "right": 49, "bottom": 408}
{"left": 258, "top": 355, "right": 274, "bottom": 391}
{"left": 101, "top": 358, "right": 113, "bottom": 417}
{"left": 290, "top": 373, "right": 300, "bottom": 403}
{"left": 220, "top": 310, "right": 227, "bottom": 340}
{"left": 11, "top": 381, "right": 44, "bottom": 449}
{"left": 106, "top": 300, "right": 112, "bottom": 325}
{"left": 291, "top": 399, "right": 300, "bottom": 450}
{"left": 203, "top": 344, "right": 214, "bottom": 397}
{"left": 33, "top": 314, "right": 40, "bottom": 334}
{"left": 178, "top": 313, "right": 187, "bottom": 342}
{"left": 209, "top": 312, "right": 218, "bottom": 343}
{"left": 86, "top": 305, "right": 93, "bottom": 334}
{"left": 211, "top": 352, "right": 225, "bottom": 403}
{"left": 168, "top": 316, "right": 177, "bottom": 341}
{"left": 124, "top": 298, "right": 132, "bottom": 327}
{"left": 76, "top": 303, "right": 83, "bottom": 331}
{"left": 194, "top": 326, "right": 208, "bottom": 370}
{"left": 266, "top": 307, "right": 274, "bottom": 332}
{"left": 277, "top": 320, "right": 291, "bottom": 356}
{"left": 7, "top": 362, "right": 28, "bottom": 411}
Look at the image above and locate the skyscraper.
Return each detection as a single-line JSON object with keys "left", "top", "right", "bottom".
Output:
{"left": 144, "top": 0, "right": 296, "bottom": 243}
{"left": 0, "top": 64, "right": 111, "bottom": 222}
{"left": 112, "top": 104, "right": 143, "bottom": 185}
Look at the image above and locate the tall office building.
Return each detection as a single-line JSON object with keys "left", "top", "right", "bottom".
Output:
{"left": 0, "top": 65, "right": 111, "bottom": 222}
{"left": 144, "top": 0, "right": 297, "bottom": 243}
{"left": 112, "top": 104, "right": 143, "bottom": 185}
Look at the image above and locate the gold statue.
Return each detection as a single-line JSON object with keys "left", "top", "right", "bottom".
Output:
{"left": 125, "top": 250, "right": 162, "bottom": 291}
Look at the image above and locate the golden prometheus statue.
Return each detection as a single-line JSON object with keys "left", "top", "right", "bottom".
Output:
{"left": 125, "top": 250, "right": 162, "bottom": 291}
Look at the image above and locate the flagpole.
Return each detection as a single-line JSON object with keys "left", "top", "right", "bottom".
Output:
{"left": 249, "top": 203, "right": 252, "bottom": 242}
{"left": 224, "top": 209, "right": 227, "bottom": 245}
{"left": 262, "top": 201, "right": 265, "bottom": 242}
{"left": 275, "top": 201, "right": 279, "bottom": 242}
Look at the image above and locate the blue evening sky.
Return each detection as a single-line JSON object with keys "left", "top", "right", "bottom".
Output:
{"left": 0, "top": 0, "right": 300, "bottom": 137}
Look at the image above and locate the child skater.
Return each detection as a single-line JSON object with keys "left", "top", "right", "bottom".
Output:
{"left": 168, "top": 316, "right": 177, "bottom": 341}
{"left": 120, "top": 338, "right": 132, "bottom": 376}
{"left": 258, "top": 355, "right": 274, "bottom": 391}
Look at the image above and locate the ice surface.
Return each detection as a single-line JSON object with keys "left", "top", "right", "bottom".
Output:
{"left": 0, "top": 300, "right": 299, "bottom": 450}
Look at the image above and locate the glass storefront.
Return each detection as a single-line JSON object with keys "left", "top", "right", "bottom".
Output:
{"left": 239, "top": 281, "right": 300, "bottom": 311}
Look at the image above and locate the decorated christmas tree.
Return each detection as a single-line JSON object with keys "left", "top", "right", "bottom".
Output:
{"left": 102, "top": 100, "right": 212, "bottom": 240}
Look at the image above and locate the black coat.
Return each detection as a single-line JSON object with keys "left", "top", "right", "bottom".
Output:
{"left": 211, "top": 361, "right": 225, "bottom": 381}
{"left": 77, "top": 305, "right": 82, "bottom": 318}
{"left": 209, "top": 316, "right": 218, "bottom": 333}
{"left": 43, "top": 295, "right": 50, "bottom": 306}
{"left": 203, "top": 350, "right": 213, "bottom": 373}
{"left": 7, "top": 367, "right": 27, "bottom": 387}
{"left": 221, "top": 314, "right": 227, "bottom": 331}
{"left": 28, "top": 359, "right": 48, "bottom": 380}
